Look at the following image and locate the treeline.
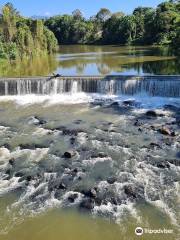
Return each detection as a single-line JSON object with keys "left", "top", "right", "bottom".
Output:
{"left": 45, "top": 0, "right": 180, "bottom": 53}
{"left": 0, "top": 3, "right": 57, "bottom": 60}
{"left": 0, "top": 0, "right": 179, "bottom": 61}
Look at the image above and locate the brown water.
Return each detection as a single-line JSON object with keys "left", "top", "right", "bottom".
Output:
{"left": 0, "top": 95, "right": 179, "bottom": 240}
{"left": 0, "top": 45, "right": 179, "bottom": 77}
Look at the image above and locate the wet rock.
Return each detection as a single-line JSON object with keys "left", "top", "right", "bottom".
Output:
{"left": 34, "top": 116, "right": 47, "bottom": 125}
{"left": 1, "top": 143, "right": 11, "bottom": 150}
{"left": 48, "top": 179, "right": 67, "bottom": 192}
{"left": 63, "top": 150, "right": 77, "bottom": 159}
{"left": 158, "top": 127, "right": 175, "bottom": 136}
{"left": 91, "top": 152, "right": 108, "bottom": 158}
{"left": 5, "top": 169, "right": 11, "bottom": 175}
{"left": 124, "top": 185, "right": 137, "bottom": 199}
{"left": 145, "top": 110, "right": 157, "bottom": 117}
{"left": 26, "top": 176, "right": 33, "bottom": 182}
{"left": 79, "top": 198, "right": 95, "bottom": 210}
{"left": 58, "top": 183, "right": 67, "bottom": 190}
{"left": 19, "top": 143, "right": 48, "bottom": 150}
{"left": 124, "top": 185, "right": 144, "bottom": 200}
{"left": 9, "top": 158, "right": 15, "bottom": 166}
{"left": 134, "top": 120, "right": 143, "bottom": 127}
{"left": 15, "top": 172, "right": 24, "bottom": 177}
{"left": 29, "top": 116, "right": 47, "bottom": 125}
{"left": 70, "top": 137, "right": 76, "bottom": 145}
{"left": 68, "top": 193, "right": 78, "bottom": 203}
{"left": 107, "top": 177, "right": 117, "bottom": 184}
{"left": 62, "top": 128, "right": 84, "bottom": 136}
{"left": 109, "top": 197, "right": 119, "bottom": 205}
{"left": 123, "top": 100, "right": 135, "bottom": 106}
{"left": 110, "top": 102, "right": 119, "bottom": 107}
{"left": 81, "top": 188, "right": 97, "bottom": 199}
{"left": 156, "top": 162, "right": 170, "bottom": 169}
{"left": 149, "top": 143, "right": 161, "bottom": 149}
{"left": 168, "top": 159, "right": 180, "bottom": 166}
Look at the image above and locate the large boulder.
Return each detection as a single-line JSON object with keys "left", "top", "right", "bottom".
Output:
{"left": 145, "top": 110, "right": 157, "bottom": 117}
{"left": 63, "top": 150, "right": 77, "bottom": 158}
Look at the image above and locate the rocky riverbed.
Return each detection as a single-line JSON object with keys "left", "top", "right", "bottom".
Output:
{"left": 0, "top": 95, "right": 179, "bottom": 239}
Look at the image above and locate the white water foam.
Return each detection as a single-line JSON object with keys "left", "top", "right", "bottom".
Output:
{"left": 0, "top": 93, "right": 179, "bottom": 109}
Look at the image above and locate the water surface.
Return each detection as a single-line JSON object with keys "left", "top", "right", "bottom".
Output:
{"left": 0, "top": 45, "right": 180, "bottom": 77}
{"left": 0, "top": 77, "right": 179, "bottom": 239}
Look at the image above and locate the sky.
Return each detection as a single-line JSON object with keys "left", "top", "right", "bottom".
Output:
{"left": 0, "top": 0, "right": 164, "bottom": 18}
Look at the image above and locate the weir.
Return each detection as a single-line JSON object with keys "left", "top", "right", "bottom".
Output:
{"left": 0, "top": 75, "right": 180, "bottom": 97}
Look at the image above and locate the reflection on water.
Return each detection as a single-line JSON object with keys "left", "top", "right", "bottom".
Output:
{"left": 0, "top": 45, "right": 180, "bottom": 77}
{"left": 0, "top": 56, "right": 59, "bottom": 77}
{"left": 56, "top": 45, "right": 179, "bottom": 75}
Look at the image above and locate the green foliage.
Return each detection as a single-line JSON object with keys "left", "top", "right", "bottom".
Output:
{"left": 45, "top": 0, "right": 179, "bottom": 53}
{"left": 0, "top": 3, "right": 57, "bottom": 60}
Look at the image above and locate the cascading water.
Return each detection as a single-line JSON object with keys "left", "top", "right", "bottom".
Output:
{"left": 0, "top": 76, "right": 179, "bottom": 97}
{"left": 0, "top": 75, "right": 179, "bottom": 239}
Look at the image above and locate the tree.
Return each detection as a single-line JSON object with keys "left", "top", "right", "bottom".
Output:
{"left": 72, "top": 9, "right": 83, "bottom": 20}
{"left": 96, "top": 8, "right": 111, "bottom": 22}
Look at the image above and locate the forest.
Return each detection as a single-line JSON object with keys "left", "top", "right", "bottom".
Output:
{"left": 0, "top": 0, "right": 180, "bottom": 61}
{"left": 45, "top": 0, "right": 180, "bottom": 52}
{"left": 0, "top": 3, "right": 57, "bottom": 61}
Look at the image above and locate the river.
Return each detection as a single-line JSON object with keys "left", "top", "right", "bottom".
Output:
{"left": 0, "top": 47, "right": 179, "bottom": 240}
{"left": 0, "top": 45, "right": 180, "bottom": 77}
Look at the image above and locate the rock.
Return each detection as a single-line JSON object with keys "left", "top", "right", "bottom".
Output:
{"left": 26, "top": 176, "right": 32, "bottom": 182}
{"left": 1, "top": 143, "right": 11, "bottom": 150}
{"left": 63, "top": 150, "right": 77, "bottom": 158}
{"left": 134, "top": 120, "right": 143, "bottom": 127}
{"left": 5, "top": 169, "right": 11, "bottom": 175}
{"left": 124, "top": 185, "right": 137, "bottom": 199}
{"left": 158, "top": 127, "right": 175, "bottom": 136}
{"left": 9, "top": 158, "right": 15, "bottom": 166}
{"left": 62, "top": 128, "right": 84, "bottom": 136}
{"left": 168, "top": 159, "right": 180, "bottom": 166}
{"left": 70, "top": 137, "right": 76, "bottom": 145}
{"left": 110, "top": 102, "right": 119, "bottom": 107}
{"left": 58, "top": 183, "right": 67, "bottom": 190}
{"left": 79, "top": 198, "right": 95, "bottom": 210}
{"left": 107, "top": 177, "right": 117, "bottom": 184}
{"left": 29, "top": 116, "right": 47, "bottom": 125}
{"left": 110, "top": 197, "right": 118, "bottom": 205}
{"left": 145, "top": 110, "right": 157, "bottom": 117}
{"left": 149, "top": 143, "right": 161, "bottom": 149}
{"left": 91, "top": 152, "right": 108, "bottom": 158}
{"left": 68, "top": 193, "right": 78, "bottom": 203}
{"left": 156, "top": 162, "right": 170, "bottom": 169}
{"left": 81, "top": 188, "right": 97, "bottom": 199}
{"left": 123, "top": 100, "right": 135, "bottom": 106}
{"left": 34, "top": 116, "right": 47, "bottom": 125}
{"left": 19, "top": 143, "right": 48, "bottom": 150}
{"left": 15, "top": 172, "right": 24, "bottom": 177}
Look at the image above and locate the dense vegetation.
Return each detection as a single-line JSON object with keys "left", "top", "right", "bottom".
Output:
{"left": 0, "top": 3, "right": 57, "bottom": 60}
{"left": 0, "top": 0, "right": 179, "bottom": 61}
{"left": 45, "top": 0, "right": 180, "bottom": 53}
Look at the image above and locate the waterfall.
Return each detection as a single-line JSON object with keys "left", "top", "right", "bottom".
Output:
{"left": 0, "top": 77, "right": 179, "bottom": 97}
{"left": 71, "top": 81, "right": 78, "bottom": 94}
